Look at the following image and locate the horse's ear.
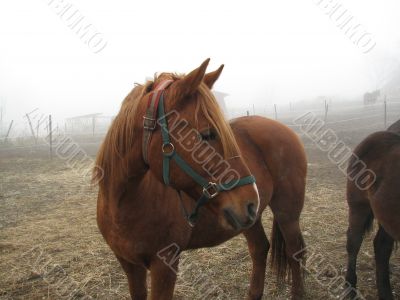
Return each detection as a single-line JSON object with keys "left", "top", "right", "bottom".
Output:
{"left": 204, "top": 64, "right": 224, "bottom": 89}
{"left": 174, "top": 58, "right": 210, "bottom": 98}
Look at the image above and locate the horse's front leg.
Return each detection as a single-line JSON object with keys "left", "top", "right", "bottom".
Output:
{"left": 117, "top": 256, "right": 148, "bottom": 300}
{"left": 150, "top": 255, "right": 179, "bottom": 300}
{"left": 243, "top": 219, "right": 270, "bottom": 300}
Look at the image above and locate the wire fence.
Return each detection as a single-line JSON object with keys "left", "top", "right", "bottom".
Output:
{"left": 0, "top": 98, "right": 399, "bottom": 158}
{"left": 228, "top": 99, "right": 399, "bottom": 128}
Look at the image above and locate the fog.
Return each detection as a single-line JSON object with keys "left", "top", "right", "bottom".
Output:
{"left": 1, "top": 0, "right": 400, "bottom": 124}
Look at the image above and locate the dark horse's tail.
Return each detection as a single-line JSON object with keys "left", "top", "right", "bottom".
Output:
{"left": 270, "top": 219, "right": 306, "bottom": 283}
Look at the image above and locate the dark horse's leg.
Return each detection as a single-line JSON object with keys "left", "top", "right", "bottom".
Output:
{"left": 345, "top": 202, "right": 373, "bottom": 295}
{"left": 374, "top": 224, "right": 394, "bottom": 300}
{"left": 117, "top": 256, "right": 148, "bottom": 300}
{"left": 243, "top": 219, "right": 270, "bottom": 300}
{"left": 149, "top": 256, "right": 178, "bottom": 300}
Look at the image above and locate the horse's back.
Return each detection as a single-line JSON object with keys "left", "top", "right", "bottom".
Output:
{"left": 230, "top": 116, "right": 307, "bottom": 212}
{"left": 387, "top": 119, "right": 400, "bottom": 135}
{"left": 350, "top": 131, "right": 400, "bottom": 170}
{"left": 348, "top": 130, "right": 400, "bottom": 183}
{"left": 230, "top": 116, "right": 307, "bottom": 176}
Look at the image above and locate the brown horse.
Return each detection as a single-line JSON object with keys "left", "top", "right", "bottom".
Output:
{"left": 94, "top": 59, "right": 307, "bottom": 300}
{"left": 345, "top": 119, "right": 400, "bottom": 299}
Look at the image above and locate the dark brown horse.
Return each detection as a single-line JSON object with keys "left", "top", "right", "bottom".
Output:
{"left": 345, "top": 119, "right": 400, "bottom": 299}
{"left": 388, "top": 119, "right": 400, "bottom": 134}
{"left": 94, "top": 59, "right": 307, "bottom": 299}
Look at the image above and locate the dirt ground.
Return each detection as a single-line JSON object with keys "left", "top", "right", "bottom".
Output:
{"left": 0, "top": 123, "right": 399, "bottom": 299}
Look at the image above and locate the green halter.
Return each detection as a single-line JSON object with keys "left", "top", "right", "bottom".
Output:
{"left": 158, "top": 93, "right": 256, "bottom": 225}
{"left": 143, "top": 81, "right": 256, "bottom": 226}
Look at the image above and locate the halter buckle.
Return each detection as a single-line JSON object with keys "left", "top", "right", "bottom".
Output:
{"left": 162, "top": 142, "right": 175, "bottom": 157}
{"left": 202, "top": 182, "right": 219, "bottom": 199}
{"left": 143, "top": 116, "right": 157, "bottom": 130}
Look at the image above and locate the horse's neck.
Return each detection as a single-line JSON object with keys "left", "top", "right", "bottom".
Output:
{"left": 123, "top": 171, "right": 191, "bottom": 228}
{"left": 104, "top": 140, "right": 147, "bottom": 201}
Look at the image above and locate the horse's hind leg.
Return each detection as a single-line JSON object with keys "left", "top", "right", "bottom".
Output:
{"left": 374, "top": 224, "right": 394, "bottom": 300}
{"left": 270, "top": 190, "right": 305, "bottom": 300}
{"left": 345, "top": 201, "right": 373, "bottom": 293}
{"left": 117, "top": 256, "right": 148, "bottom": 300}
{"left": 243, "top": 219, "right": 270, "bottom": 300}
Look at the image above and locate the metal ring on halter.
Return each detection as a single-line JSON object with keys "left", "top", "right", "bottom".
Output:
{"left": 187, "top": 218, "right": 196, "bottom": 228}
{"left": 162, "top": 142, "right": 175, "bottom": 157}
{"left": 202, "top": 182, "right": 219, "bottom": 199}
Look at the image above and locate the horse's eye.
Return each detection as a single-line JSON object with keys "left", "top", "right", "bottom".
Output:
{"left": 199, "top": 130, "right": 217, "bottom": 141}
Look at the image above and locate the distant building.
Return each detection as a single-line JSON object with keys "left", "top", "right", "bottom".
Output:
{"left": 363, "top": 90, "right": 380, "bottom": 105}
{"left": 213, "top": 91, "right": 228, "bottom": 115}
{"left": 65, "top": 113, "right": 113, "bottom": 135}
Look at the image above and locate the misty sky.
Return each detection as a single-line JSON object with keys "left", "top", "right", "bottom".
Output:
{"left": 1, "top": 0, "right": 400, "bottom": 123}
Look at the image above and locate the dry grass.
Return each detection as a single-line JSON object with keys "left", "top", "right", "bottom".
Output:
{"left": 0, "top": 131, "right": 399, "bottom": 299}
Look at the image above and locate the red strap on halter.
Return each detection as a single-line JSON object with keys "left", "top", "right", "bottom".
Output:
{"left": 142, "top": 80, "right": 174, "bottom": 164}
{"left": 143, "top": 80, "right": 174, "bottom": 129}
{"left": 154, "top": 79, "right": 174, "bottom": 92}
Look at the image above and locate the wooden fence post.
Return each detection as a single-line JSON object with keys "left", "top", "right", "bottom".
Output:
{"left": 49, "top": 115, "right": 53, "bottom": 159}
{"left": 26, "top": 113, "right": 37, "bottom": 144}
{"left": 92, "top": 116, "right": 96, "bottom": 136}
{"left": 36, "top": 115, "right": 45, "bottom": 141}
{"left": 384, "top": 95, "right": 387, "bottom": 128}
{"left": 4, "top": 120, "right": 13, "bottom": 143}
{"left": 324, "top": 99, "right": 329, "bottom": 123}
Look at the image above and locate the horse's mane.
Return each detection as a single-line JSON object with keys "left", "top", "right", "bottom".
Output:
{"left": 93, "top": 73, "right": 239, "bottom": 192}
{"left": 92, "top": 81, "right": 151, "bottom": 190}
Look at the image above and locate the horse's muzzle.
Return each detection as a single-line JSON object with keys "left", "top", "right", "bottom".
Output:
{"left": 223, "top": 203, "right": 257, "bottom": 230}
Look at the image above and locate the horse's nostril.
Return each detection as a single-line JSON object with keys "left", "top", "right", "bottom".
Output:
{"left": 247, "top": 203, "right": 256, "bottom": 220}
{"left": 224, "top": 205, "right": 257, "bottom": 230}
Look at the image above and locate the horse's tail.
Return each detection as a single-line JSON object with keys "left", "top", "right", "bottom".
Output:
{"left": 270, "top": 219, "right": 306, "bottom": 283}
{"left": 270, "top": 219, "right": 289, "bottom": 282}
{"left": 363, "top": 213, "right": 374, "bottom": 236}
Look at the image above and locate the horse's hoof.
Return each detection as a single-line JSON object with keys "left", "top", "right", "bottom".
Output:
{"left": 246, "top": 292, "right": 263, "bottom": 300}
{"left": 291, "top": 292, "right": 304, "bottom": 300}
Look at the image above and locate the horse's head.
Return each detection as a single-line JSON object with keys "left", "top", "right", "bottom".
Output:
{"left": 141, "top": 59, "right": 259, "bottom": 230}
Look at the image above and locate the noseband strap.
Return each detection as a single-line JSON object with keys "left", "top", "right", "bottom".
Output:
{"left": 142, "top": 80, "right": 256, "bottom": 226}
